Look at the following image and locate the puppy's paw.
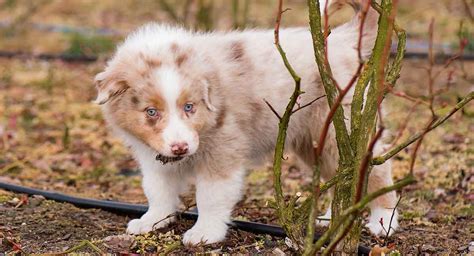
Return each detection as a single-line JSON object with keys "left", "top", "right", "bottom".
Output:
{"left": 366, "top": 207, "right": 399, "bottom": 236}
{"left": 316, "top": 208, "right": 332, "bottom": 227}
{"left": 182, "top": 220, "right": 228, "bottom": 245}
{"left": 126, "top": 213, "right": 174, "bottom": 235}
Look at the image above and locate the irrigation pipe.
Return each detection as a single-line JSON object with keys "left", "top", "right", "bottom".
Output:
{"left": 1, "top": 49, "right": 473, "bottom": 64}
{"left": 0, "top": 181, "right": 372, "bottom": 255}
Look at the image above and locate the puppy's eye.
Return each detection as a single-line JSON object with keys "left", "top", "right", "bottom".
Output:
{"left": 146, "top": 107, "right": 158, "bottom": 117}
{"left": 184, "top": 103, "right": 194, "bottom": 113}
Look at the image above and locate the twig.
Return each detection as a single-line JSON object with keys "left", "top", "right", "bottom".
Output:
{"left": 355, "top": 127, "right": 384, "bottom": 203}
{"left": 270, "top": 0, "right": 306, "bottom": 246}
{"left": 291, "top": 95, "right": 326, "bottom": 114}
{"left": 383, "top": 195, "right": 402, "bottom": 245}
{"left": 408, "top": 118, "right": 435, "bottom": 175}
{"left": 264, "top": 99, "right": 282, "bottom": 120}
{"left": 61, "top": 240, "right": 103, "bottom": 254}
{"left": 372, "top": 91, "right": 474, "bottom": 165}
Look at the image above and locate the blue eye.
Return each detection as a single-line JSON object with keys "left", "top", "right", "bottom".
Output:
{"left": 184, "top": 103, "right": 194, "bottom": 113}
{"left": 146, "top": 107, "right": 158, "bottom": 117}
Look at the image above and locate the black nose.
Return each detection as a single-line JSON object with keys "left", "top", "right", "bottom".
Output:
{"left": 171, "top": 142, "right": 188, "bottom": 156}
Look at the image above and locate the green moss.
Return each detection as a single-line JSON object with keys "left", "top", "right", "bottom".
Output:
{"left": 0, "top": 194, "right": 13, "bottom": 203}
{"left": 401, "top": 210, "right": 424, "bottom": 220}
{"left": 458, "top": 205, "right": 473, "bottom": 217}
{"left": 413, "top": 190, "right": 435, "bottom": 201}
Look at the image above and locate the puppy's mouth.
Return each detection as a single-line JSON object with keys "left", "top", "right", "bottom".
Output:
{"left": 155, "top": 154, "right": 184, "bottom": 164}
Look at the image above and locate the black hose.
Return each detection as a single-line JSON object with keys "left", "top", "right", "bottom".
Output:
{"left": 0, "top": 51, "right": 98, "bottom": 63}
{"left": 0, "top": 181, "right": 371, "bottom": 255}
{"left": 1, "top": 49, "right": 473, "bottom": 63}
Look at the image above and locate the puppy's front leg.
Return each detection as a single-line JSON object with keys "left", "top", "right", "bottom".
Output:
{"left": 127, "top": 165, "right": 184, "bottom": 234}
{"left": 183, "top": 169, "right": 245, "bottom": 245}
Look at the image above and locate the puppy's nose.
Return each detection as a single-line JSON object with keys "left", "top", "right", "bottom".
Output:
{"left": 171, "top": 142, "right": 188, "bottom": 156}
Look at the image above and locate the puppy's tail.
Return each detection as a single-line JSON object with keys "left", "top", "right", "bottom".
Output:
{"left": 323, "top": 0, "right": 379, "bottom": 60}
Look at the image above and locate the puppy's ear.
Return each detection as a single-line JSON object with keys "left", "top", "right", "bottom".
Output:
{"left": 94, "top": 71, "right": 129, "bottom": 105}
{"left": 201, "top": 79, "right": 217, "bottom": 112}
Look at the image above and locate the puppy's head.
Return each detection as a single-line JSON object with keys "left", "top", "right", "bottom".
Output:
{"left": 95, "top": 28, "right": 219, "bottom": 163}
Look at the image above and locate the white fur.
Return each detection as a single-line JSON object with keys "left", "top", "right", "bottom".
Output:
{"left": 318, "top": 208, "right": 332, "bottom": 227}
{"left": 156, "top": 67, "right": 199, "bottom": 156}
{"left": 183, "top": 169, "right": 245, "bottom": 244}
{"left": 125, "top": 133, "right": 190, "bottom": 234}
{"left": 366, "top": 207, "right": 399, "bottom": 236}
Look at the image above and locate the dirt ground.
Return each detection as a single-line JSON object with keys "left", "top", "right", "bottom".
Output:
{"left": 1, "top": 0, "right": 473, "bottom": 255}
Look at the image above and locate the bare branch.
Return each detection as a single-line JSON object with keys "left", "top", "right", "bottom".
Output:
{"left": 264, "top": 99, "right": 282, "bottom": 120}
{"left": 291, "top": 94, "right": 326, "bottom": 114}
{"left": 372, "top": 91, "right": 474, "bottom": 165}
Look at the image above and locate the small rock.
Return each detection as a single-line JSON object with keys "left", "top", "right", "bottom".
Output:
{"left": 421, "top": 244, "right": 436, "bottom": 252}
{"left": 284, "top": 237, "right": 298, "bottom": 250}
{"left": 433, "top": 188, "right": 446, "bottom": 198}
{"left": 272, "top": 248, "right": 286, "bottom": 256}
{"left": 8, "top": 197, "right": 20, "bottom": 205}
{"left": 457, "top": 245, "right": 467, "bottom": 252}
{"left": 29, "top": 195, "right": 45, "bottom": 207}
{"left": 469, "top": 241, "right": 474, "bottom": 252}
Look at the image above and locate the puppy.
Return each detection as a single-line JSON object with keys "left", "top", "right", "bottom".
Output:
{"left": 95, "top": 0, "right": 398, "bottom": 245}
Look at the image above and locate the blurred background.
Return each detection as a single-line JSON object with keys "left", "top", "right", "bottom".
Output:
{"left": 0, "top": 0, "right": 472, "bottom": 55}
{"left": 0, "top": 0, "right": 472, "bottom": 254}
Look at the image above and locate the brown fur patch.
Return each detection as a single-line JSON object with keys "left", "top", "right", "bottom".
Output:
{"left": 229, "top": 41, "right": 245, "bottom": 61}
{"left": 175, "top": 53, "right": 188, "bottom": 67}
{"left": 135, "top": 52, "right": 162, "bottom": 80}
{"left": 131, "top": 96, "right": 140, "bottom": 105}
{"left": 214, "top": 105, "right": 227, "bottom": 129}
{"left": 177, "top": 88, "right": 192, "bottom": 107}
{"left": 170, "top": 43, "right": 191, "bottom": 67}
{"left": 145, "top": 58, "right": 162, "bottom": 68}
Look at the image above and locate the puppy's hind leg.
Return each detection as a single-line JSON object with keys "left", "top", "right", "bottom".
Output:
{"left": 366, "top": 160, "right": 399, "bottom": 236}
{"left": 183, "top": 169, "right": 245, "bottom": 245}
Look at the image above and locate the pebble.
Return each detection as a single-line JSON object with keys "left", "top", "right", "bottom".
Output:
{"left": 284, "top": 237, "right": 298, "bottom": 250}
{"left": 469, "top": 241, "right": 474, "bottom": 252}
{"left": 421, "top": 244, "right": 436, "bottom": 252}
{"left": 30, "top": 195, "right": 46, "bottom": 207}
{"left": 9, "top": 197, "right": 20, "bottom": 204}
{"left": 433, "top": 188, "right": 446, "bottom": 198}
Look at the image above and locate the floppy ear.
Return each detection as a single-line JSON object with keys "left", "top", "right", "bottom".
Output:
{"left": 201, "top": 79, "right": 217, "bottom": 112}
{"left": 94, "top": 71, "right": 129, "bottom": 105}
